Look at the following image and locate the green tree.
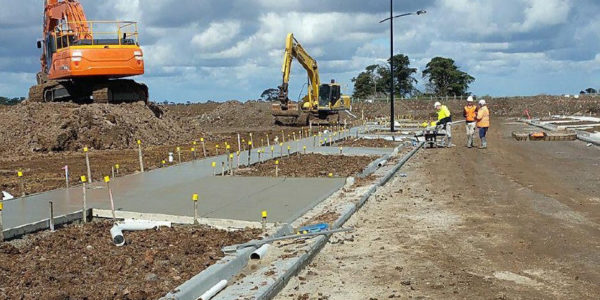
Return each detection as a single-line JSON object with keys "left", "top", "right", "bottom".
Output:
{"left": 351, "top": 64, "right": 379, "bottom": 99}
{"left": 422, "top": 57, "right": 474, "bottom": 96}
{"left": 376, "top": 54, "right": 418, "bottom": 97}
{"left": 260, "top": 88, "right": 279, "bottom": 101}
{"left": 0, "top": 96, "right": 25, "bottom": 105}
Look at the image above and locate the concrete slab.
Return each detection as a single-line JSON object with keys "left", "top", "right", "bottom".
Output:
{"left": 1, "top": 127, "right": 366, "bottom": 232}
{"left": 2, "top": 177, "right": 344, "bottom": 227}
{"left": 309, "top": 146, "right": 393, "bottom": 156}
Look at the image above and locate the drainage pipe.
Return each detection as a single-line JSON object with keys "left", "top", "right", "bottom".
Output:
{"left": 250, "top": 244, "right": 270, "bottom": 260}
{"left": 110, "top": 219, "right": 171, "bottom": 246}
{"left": 199, "top": 279, "right": 227, "bottom": 300}
{"left": 377, "top": 159, "right": 388, "bottom": 167}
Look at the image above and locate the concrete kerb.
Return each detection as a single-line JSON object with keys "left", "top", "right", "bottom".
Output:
{"left": 161, "top": 224, "right": 293, "bottom": 300}
{"left": 2, "top": 209, "right": 92, "bottom": 240}
{"left": 239, "top": 141, "right": 424, "bottom": 300}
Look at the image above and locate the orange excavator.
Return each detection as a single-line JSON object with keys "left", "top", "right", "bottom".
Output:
{"left": 28, "top": 0, "right": 148, "bottom": 103}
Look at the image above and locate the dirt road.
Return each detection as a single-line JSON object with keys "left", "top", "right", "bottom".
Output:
{"left": 278, "top": 119, "right": 600, "bottom": 299}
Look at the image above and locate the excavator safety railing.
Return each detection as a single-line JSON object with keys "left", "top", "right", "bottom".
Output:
{"left": 53, "top": 21, "right": 139, "bottom": 50}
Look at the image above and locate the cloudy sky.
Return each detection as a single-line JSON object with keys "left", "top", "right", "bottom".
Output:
{"left": 1, "top": 0, "right": 599, "bottom": 101}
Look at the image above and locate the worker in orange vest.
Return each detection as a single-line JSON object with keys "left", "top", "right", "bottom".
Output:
{"left": 476, "top": 99, "right": 490, "bottom": 149}
{"left": 463, "top": 96, "right": 478, "bottom": 148}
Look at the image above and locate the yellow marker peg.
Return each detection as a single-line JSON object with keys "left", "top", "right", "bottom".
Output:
{"left": 104, "top": 176, "right": 110, "bottom": 183}
{"left": 17, "top": 171, "right": 23, "bottom": 177}
{"left": 229, "top": 153, "right": 234, "bottom": 159}
{"left": 200, "top": 137, "right": 204, "bottom": 142}
{"left": 191, "top": 147, "right": 195, "bottom": 152}
{"left": 83, "top": 147, "right": 88, "bottom": 152}
{"left": 328, "top": 173, "right": 333, "bottom": 177}
{"left": 248, "top": 141, "right": 252, "bottom": 146}
{"left": 80, "top": 175, "right": 87, "bottom": 182}
{"left": 192, "top": 193, "right": 198, "bottom": 201}
{"left": 211, "top": 162, "right": 216, "bottom": 167}
{"left": 137, "top": 140, "right": 141, "bottom": 145}
{"left": 275, "top": 160, "right": 279, "bottom": 165}
{"left": 262, "top": 211, "right": 267, "bottom": 218}
{"left": 115, "top": 164, "right": 120, "bottom": 169}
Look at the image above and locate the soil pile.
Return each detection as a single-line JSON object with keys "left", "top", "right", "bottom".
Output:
{"left": 195, "top": 100, "right": 273, "bottom": 128}
{"left": 0, "top": 221, "right": 259, "bottom": 299}
{"left": 0, "top": 102, "right": 199, "bottom": 155}
{"left": 336, "top": 138, "right": 400, "bottom": 148}
{"left": 352, "top": 95, "right": 600, "bottom": 120}
{"left": 235, "top": 153, "right": 375, "bottom": 177}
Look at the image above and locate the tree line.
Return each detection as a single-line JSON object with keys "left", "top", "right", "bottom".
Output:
{"left": 0, "top": 96, "right": 25, "bottom": 105}
{"left": 352, "top": 55, "right": 475, "bottom": 99}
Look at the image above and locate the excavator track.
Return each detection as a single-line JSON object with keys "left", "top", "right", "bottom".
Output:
{"left": 27, "top": 79, "right": 148, "bottom": 104}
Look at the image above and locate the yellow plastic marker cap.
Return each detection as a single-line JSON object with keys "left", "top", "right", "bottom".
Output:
{"left": 216, "top": 144, "right": 219, "bottom": 148}
{"left": 287, "top": 146, "right": 291, "bottom": 149}
{"left": 17, "top": 171, "right": 23, "bottom": 177}
{"left": 328, "top": 173, "right": 333, "bottom": 177}
{"left": 262, "top": 211, "right": 267, "bottom": 218}
{"left": 81, "top": 175, "right": 87, "bottom": 182}
{"left": 162, "top": 160, "right": 166, "bottom": 164}
{"left": 115, "top": 164, "right": 119, "bottom": 169}
{"left": 270, "top": 146, "right": 274, "bottom": 150}
{"left": 193, "top": 141, "right": 197, "bottom": 145}
{"left": 229, "top": 154, "right": 234, "bottom": 158}
{"left": 226, "top": 145, "right": 231, "bottom": 149}
{"left": 279, "top": 143, "right": 283, "bottom": 146}
{"left": 200, "top": 138, "right": 204, "bottom": 142}
{"left": 137, "top": 140, "right": 141, "bottom": 145}
{"left": 104, "top": 176, "right": 110, "bottom": 183}
{"left": 303, "top": 146, "right": 306, "bottom": 149}
{"left": 236, "top": 151, "right": 240, "bottom": 155}
{"left": 192, "top": 193, "right": 198, "bottom": 201}
{"left": 83, "top": 147, "right": 88, "bottom": 152}
{"left": 177, "top": 147, "right": 180, "bottom": 151}
{"left": 191, "top": 147, "right": 195, "bottom": 151}
{"left": 0, "top": 201, "right": 3, "bottom": 211}
{"left": 275, "top": 160, "right": 279, "bottom": 165}
{"left": 211, "top": 162, "right": 216, "bottom": 167}
{"left": 248, "top": 141, "right": 252, "bottom": 145}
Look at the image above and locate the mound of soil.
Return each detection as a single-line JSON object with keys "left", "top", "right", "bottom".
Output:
{"left": 0, "top": 102, "right": 199, "bottom": 155}
{"left": 335, "top": 138, "right": 399, "bottom": 148}
{"left": 234, "top": 153, "right": 375, "bottom": 177}
{"left": 0, "top": 221, "right": 259, "bottom": 299}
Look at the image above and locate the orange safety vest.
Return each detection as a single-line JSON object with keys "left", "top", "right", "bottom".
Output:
{"left": 464, "top": 105, "right": 477, "bottom": 122}
{"left": 476, "top": 106, "right": 490, "bottom": 128}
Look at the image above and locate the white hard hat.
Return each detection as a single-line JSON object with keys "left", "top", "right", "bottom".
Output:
{"left": 467, "top": 96, "right": 474, "bottom": 102}
{"left": 434, "top": 102, "right": 441, "bottom": 108}
{"left": 478, "top": 99, "right": 486, "bottom": 105}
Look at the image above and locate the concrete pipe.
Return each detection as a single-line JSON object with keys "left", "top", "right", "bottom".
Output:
{"left": 200, "top": 279, "right": 227, "bottom": 300}
{"left": 110, "top": 219, "right": 171, "bottom": 246}
{"left": 250, "top": 244, "right": 271, "bottom": 260}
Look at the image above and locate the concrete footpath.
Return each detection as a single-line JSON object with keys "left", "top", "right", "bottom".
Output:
{"left": 1, "top": 126, "right": 369, "bottom": 231}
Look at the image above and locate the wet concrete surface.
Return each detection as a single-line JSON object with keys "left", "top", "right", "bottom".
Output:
{"left": 1, "top": 127, "right": 366, "bottom": 229}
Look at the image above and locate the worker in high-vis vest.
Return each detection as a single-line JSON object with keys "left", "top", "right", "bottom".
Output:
{"left": 463, "top": 96, "right": 478, "bottom": 148}
{"left": 476, "top": 99, "right": 490, "bottom": 149}
{"left": 434, "top": 101, "right": 455, "bottom": 147}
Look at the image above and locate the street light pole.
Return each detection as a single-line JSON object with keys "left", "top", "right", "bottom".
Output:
{"left": 389, "top": 0, "right": 394, "bottom": 132}
{"left": 380, "top": 6, "right": 426, "bottom": 132}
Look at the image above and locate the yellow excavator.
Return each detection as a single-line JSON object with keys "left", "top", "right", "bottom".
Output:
{"left": 272, "top": 33, "right": 351, "bottom": 125}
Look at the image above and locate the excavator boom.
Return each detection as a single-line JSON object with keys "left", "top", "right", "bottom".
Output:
{"left": 272, "top": 33, "right": 351, "bottom": 126}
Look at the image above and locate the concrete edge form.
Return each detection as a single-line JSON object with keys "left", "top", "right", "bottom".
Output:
{"left": 245, "top": 141, "right": 425, "bottom": 299}
{"left": 524, "top": 119, "right": 600, "bottom": 145}
{"left": 3, "top": 209, "right": 91, "bottom": 240}
{"left": 92, "top": 209, "right": 269, "bottom": 230}
{"left": 161, "top": 225, "right": 292, "bottom": 300}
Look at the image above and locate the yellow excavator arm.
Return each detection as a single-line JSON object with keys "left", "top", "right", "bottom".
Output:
{"left": 278, "top": 33, "right": 320, "bottom": 110}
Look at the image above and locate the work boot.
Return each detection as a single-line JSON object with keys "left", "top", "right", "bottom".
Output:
{"left": 479, "top": 137, "right": 487, "bottom": 149}
{"left": 447, "top": 137, "right": 455, "bottom": 148}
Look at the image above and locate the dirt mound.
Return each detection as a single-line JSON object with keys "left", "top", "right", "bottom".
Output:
{"left": 353, "top": 95, "right": 600, "bottom": 120}
{"left": 0, "top": 102, "right": 198, "bottom": 155}
{"left": 195, "top": 100, "right": 273, "bottom": 128}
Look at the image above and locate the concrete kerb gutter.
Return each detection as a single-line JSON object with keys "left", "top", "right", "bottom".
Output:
{"left": 245, "top": 141, "right": 424, "bottom": 300}
{"left": 161, "top": 224, "right": 292, "bottom": 300}
{"left": 2, "top": 209, "right": 92, "bottom": 240}
{"left": 357, "top": 143, "right": 404, "bottom": 178}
